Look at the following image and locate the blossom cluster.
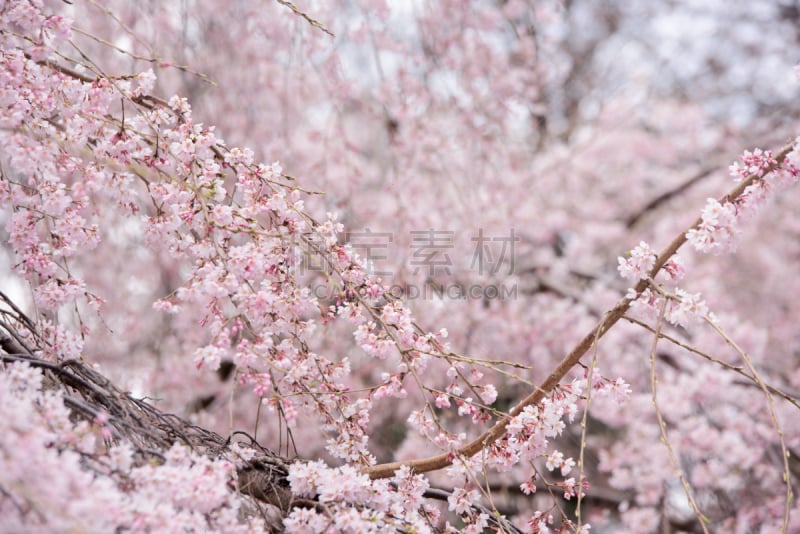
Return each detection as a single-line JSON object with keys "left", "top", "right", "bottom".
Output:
{"left": 687, "top": 144, "right": 800, "bottom": 255}
{"left": 284, "top": 462, "right": 434, "bottom": 532}
{"left": 618, "top": 242, "right": 708, "bottom": 327}
{"left": 0, "top": 360, "right": 265, "bottom": 533}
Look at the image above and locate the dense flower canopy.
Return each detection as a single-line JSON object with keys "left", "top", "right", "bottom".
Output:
{"left": 1, "top": 1, "right": 799, "bottom": 532}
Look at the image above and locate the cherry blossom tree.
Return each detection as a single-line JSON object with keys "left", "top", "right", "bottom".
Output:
{"left": 1, "top": 1, "right": 799, "bottom": 532}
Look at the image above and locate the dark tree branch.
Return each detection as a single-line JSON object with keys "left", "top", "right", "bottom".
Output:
{"left": 625, "top": 166, "right": 717, "bottom": 228}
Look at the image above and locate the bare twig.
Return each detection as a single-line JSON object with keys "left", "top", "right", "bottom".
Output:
{"left": 275, "top": 0, "right": 335, "bottom": 37}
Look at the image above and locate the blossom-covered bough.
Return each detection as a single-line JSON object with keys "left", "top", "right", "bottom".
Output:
{"left": 1, "top": 1, "right": 799, "bottom": 532}
{"left": 0, "top": 290, "right": 288, "bottom": 531}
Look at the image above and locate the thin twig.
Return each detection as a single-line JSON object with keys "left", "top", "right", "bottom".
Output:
{"left": 275, "top": 0, "right": 335, "bottom": 37}
{"left": 648, "top": 294, "right": 710, "bottom": 533}
{"left": 704, "top": 318, "right": 793, "bottom": 532}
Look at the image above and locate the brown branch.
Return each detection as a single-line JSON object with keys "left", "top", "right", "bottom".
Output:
{"left": 625, "top": 165, "right": 716, "bottom": 228}
{"left": 0, "top": 328, "right": 28, "bottom": 357}
{"left": 364, "top": 139, "right": 796, "bottom": 479}
{"left": 275, "top": 0, "right": 335, "bottom": 37}
{"left": 25, "top": 53, "right": 95, "bottom": 83}
{"left": 24, "top": 51, "right": 170, "bottom": 109}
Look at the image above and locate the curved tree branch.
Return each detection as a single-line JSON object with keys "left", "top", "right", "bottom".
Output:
{"left": 363, "top": 139, "right": 796, "bottom": 479}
